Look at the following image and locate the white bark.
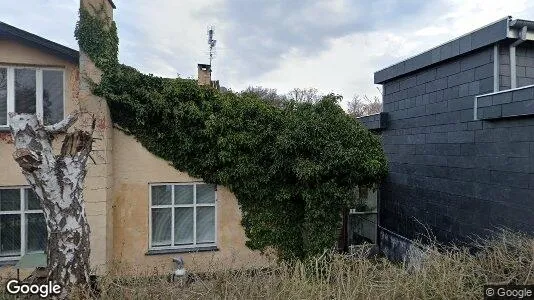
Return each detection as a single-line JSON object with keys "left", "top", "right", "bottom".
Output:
{"left": 9, "top": 112, "right": 93, "bottom": 296}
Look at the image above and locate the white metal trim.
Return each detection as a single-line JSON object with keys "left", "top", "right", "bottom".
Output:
{"left": 493, "top": 44, "right": 499, "bottom": 92}
{"left": 473, "top": 94, "right": 478, "bottom": 120}
{"left": 475, "top": 83, "right": 534, "bottom": 98}
{"left": 148, "top": 184, "right": 152, "bottom": 249}
{"left": 192, "top": 184, "right": 197, "bottom": 245}
{"left": 510, "top": 45, "right": 517, "bottom": 89}
{"left": 6, "top": 68, "right": 14, "bottom": 127}
{"left": 36, "top": 69, "right": 43, "bottom": 120}
{"left": 20, "top": 189, "right": 26, "bottom": 256}
{"left": 171, "top": 185, "right": 175, "bottom": 247}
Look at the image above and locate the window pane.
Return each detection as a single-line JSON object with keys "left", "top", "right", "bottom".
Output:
{"left": 26, "top": 189, "right": 40, "bottom": 210}
{"left": 15, "top": 69, "right": 36, "bottom": 114}
{"left": 0, "top": 214, "right": 21, "bottom": 257}
{"left": 0, "top": 68, "right": 7, "bottom": 126}
{"left": 27, "top": 213, "right": 46, "bottom": 252}
{"left": 0, "top": 189, "right": 20, "bottom": 211}
{"left": 174, "top": 207, "right": 193, "bottom": 245}
{"left": 43, "top": 70, "right": 63, "bottom": 125}
{"left": 196, "top": 184, "right": 215, "bottom": 204}
{"left": 174, "top": 185, "right": 193, "bottom": 205}
{"left": 151, "top": 208, "right": 171, "bottom": 246}
{"left": 152, "top": 185, "right": 171, "bottom": 205}
{"left": 196, "top": 207, "right": 215, "bottom": 243}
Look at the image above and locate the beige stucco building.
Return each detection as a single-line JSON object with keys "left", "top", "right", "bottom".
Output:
{"left": 0, "top": 0, "right": 267, "bottom": 276}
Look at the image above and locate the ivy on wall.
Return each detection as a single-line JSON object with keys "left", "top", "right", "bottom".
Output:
{"left": 75, "top": 6, "right": 388, "bottom": 259}
{"left": 74, "top": 4, "right": 118, "bottom": 72}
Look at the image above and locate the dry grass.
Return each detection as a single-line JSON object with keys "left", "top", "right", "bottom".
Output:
{"left": 2, "top": 230, "right": 534, "bottom": 299}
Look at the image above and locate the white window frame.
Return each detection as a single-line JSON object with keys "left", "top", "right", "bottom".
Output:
{"left": 0, "top": 186, "right": 45, "bottom": 261}
{"left": 0, "top": 65, "right": 65, "bottom": 128}
{"left": 149, "top": 182, "right": 217, "bottom": 250}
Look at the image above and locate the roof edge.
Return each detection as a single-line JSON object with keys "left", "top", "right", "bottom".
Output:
{"left": 374, "top": 16, "right": 512, "bottom": 84}
{"left": 108, "top": 0, "right": 116, "bottom": 9}
{"left": 0, "top": 21, "right": 79, "bottom": 64}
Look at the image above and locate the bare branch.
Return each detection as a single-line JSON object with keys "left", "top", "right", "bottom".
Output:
{"left": 44, "top": 110, "right": 80, "bottom": 133}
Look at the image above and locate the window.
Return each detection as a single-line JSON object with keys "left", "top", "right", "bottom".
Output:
{"left": 0, "top": 66, "right": 64, "bottom": 127}
{"left": 348, "top": 187, "right": 378, "bottom": 245}
{"left": 0, "top": 187, "right": 46, "bottom": 260}
{"left": 149, "top": 183, "right": 216, "bottom": 249}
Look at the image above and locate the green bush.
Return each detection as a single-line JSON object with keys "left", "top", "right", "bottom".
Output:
{"left": 75, "top": 7, "right": 388, "bottom": 259}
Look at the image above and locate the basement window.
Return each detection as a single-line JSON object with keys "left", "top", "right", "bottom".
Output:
{"left": 149, "top": 183, "right": 217, "bottom": 251}
{"left": 0, "top": 187, "right": 46, "bottom": 261}
{"left": 0, "top": 66, "right": 64, "bottom": 128}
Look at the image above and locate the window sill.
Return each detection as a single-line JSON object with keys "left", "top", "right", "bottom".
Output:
{"left": 0, "top": 127, "right": 10, "bottom": 133}
{"left": 0, "top": 259, "right": 19, "bottom": 267}
{"left": 145, "top": 246, "right": 219, "bottom": 256}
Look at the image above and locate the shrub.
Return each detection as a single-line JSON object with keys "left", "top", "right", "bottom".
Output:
{"left": 0, "top": 230, "right": 525, "bottom": 299}
{"left": 76, "top": 8, "right": 388, "bottom": 259}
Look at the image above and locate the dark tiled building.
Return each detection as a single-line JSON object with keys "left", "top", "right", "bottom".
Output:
{"left": 361, "top": 17, "right": 534, "bottom": 260}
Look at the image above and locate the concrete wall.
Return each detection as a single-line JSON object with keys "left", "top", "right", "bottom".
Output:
{"left": 499, "top": 44, "right": 511, "bottom": 90}
{"left": 0, "top": 39, "right": 79, "bottom": 185}
{"left": 111, "top": 129, "right": 269, "bottom": 273}
{"left": 377, "top": 43, "right": 534, "bottom": 255}
{"left": 77, "top": 0, "right": 115, "bottom": 272}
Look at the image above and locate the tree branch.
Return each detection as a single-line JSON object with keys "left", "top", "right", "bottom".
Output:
{"left": 44, "top": 111, "right": 80, "bottom": 133}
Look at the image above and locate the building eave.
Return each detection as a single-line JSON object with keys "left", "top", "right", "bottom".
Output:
{"left": 374, "top": 17, "right": 512, "bottom": 84}
{"left": 0, "top": 21, "right": 79, "bottom": 64}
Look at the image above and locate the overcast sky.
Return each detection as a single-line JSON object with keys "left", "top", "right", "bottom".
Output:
{"left": 1, "top": 0, "right": 534, "bottom": 108}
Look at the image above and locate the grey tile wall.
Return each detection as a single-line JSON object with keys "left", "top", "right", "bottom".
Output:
{"left": 357, "top": 112, "right": 388, "bottom": 131}
{"left": 477, "top": 86, "right": 534, "bottom": 119}
{"left": 500, "top": 45, "right": 511, "bottom": 90}
{"left": 378, "top": 44, "right": 534, "bottom": 245}
{"left": 517, "top": 42, "right": 534, "bottom": 87}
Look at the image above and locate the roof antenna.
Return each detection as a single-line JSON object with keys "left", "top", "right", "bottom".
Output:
{"left": 207, "top": 26, "right": 217, "bottom": 69}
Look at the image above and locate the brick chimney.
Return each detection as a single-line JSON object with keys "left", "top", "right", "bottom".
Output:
{"left": 78, "top": 0, "right": 116, "bottom": 273}
{"left": 197, "top": 63, "right": 211, "bottom": 86}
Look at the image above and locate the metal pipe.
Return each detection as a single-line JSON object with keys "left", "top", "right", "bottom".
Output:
{"left": 494, "top": 44, "right": 499, "bottom": 92}
{"left": 510, "top": 45, "right": 517, "bottom": 88}
{"left": 510, "top": 26, "right": 528, "bottom": 89}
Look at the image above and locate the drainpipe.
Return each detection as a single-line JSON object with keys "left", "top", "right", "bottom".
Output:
{"left": 510, "top": 26, "right": 528, "bottom": 89}
{"left": 493, "top": 44, "right": 499, "bottom": 92}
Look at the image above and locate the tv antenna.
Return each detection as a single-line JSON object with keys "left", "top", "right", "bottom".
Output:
{"left": 207, "top": 26, "right": 217, "bottom": 67}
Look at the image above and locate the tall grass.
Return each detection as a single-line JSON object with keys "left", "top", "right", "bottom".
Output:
{"left": 2, "top": 230, "right": 534, "bottom": 299}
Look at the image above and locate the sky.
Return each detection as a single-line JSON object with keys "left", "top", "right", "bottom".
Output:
{"left": 1, "top": 0, "right": 534, "bottom": 109}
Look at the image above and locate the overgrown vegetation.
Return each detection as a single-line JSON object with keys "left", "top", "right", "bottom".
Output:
{"left": 74, "top": 6, "right": 387, "bottom": 259}
{"left": 2, "top": 230, "right": 532, "bottom": 299}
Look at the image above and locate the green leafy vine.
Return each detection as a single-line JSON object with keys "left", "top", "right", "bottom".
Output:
{"left": 75, "top": 6, "right": 388, "bottom": 260}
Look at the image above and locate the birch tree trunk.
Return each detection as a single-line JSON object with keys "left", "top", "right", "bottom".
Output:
{"left": 9, "top": 111, "right": 93, "bottom": 295}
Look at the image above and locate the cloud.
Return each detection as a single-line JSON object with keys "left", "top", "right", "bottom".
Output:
{"left": 113, "top": 0, "right": 225, "bottom": 78}
{"left": 1, "top": 0, "right": 534, "bottom": 109}
{"left": 204, "top": 0, "right": 442, "bottom": 79}
{"left": 0, "top": 0, "right": 78, "bottom": 49}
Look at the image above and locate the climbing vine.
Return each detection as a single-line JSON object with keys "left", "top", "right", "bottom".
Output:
{"left": 74, "top": 3, "right": 118, "bottom": 72}
{"left": 75, "top": 6, "right": 388, "bottom": 260}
